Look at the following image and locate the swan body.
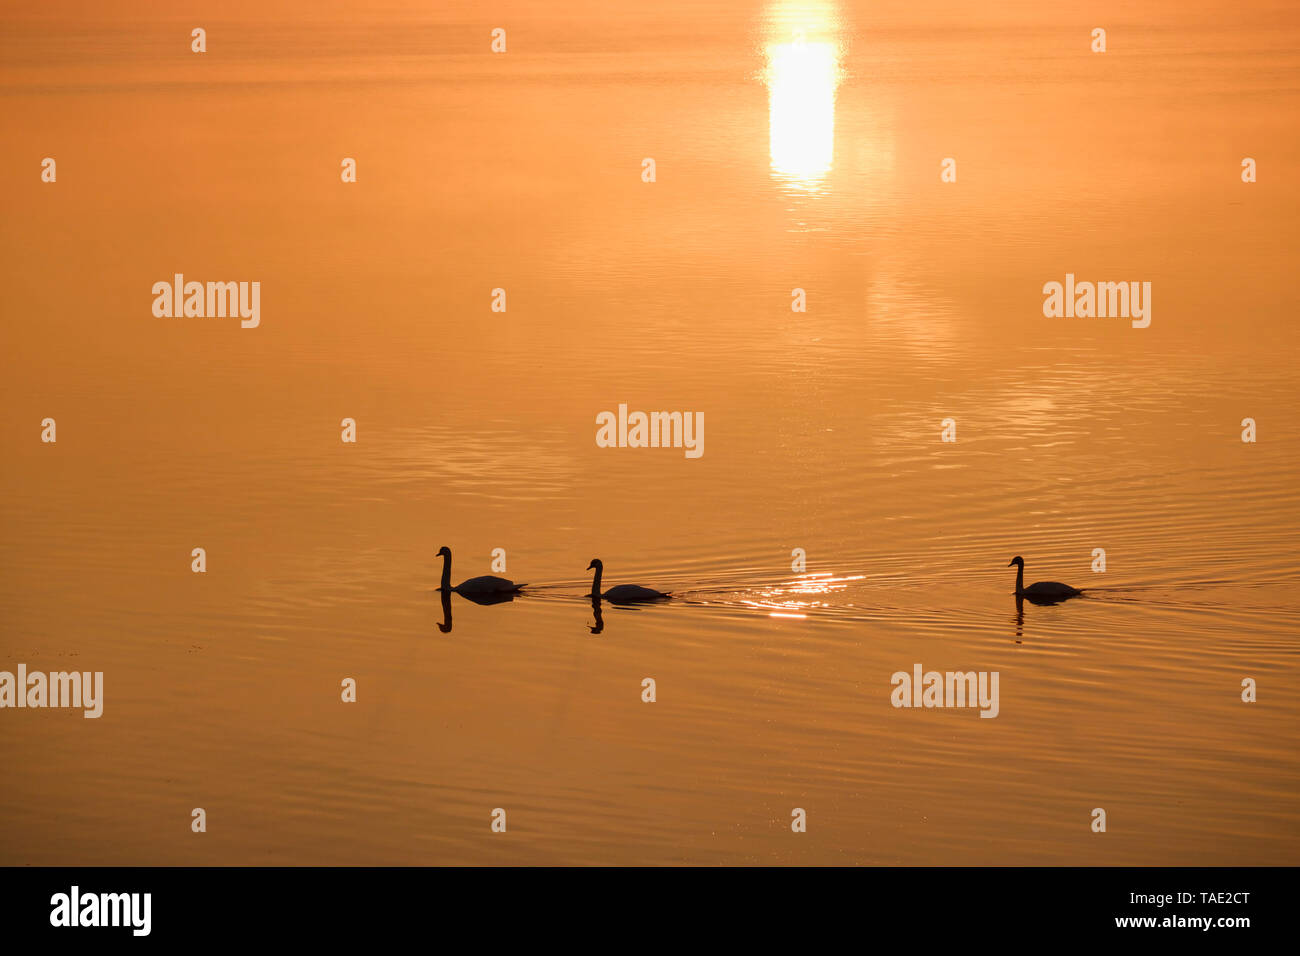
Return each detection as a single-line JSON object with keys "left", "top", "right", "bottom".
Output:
{"left": 588, "top": 559, "right": 671, "bottom": 604}
{"left": 1022, "top": 581, "right": 1080, "bottom": 600}
{"left": 437, "top": 547, "right": 526, "bottom": 595}
{"left": 1008, "top": 556, "right": 1081, "bottom": 604}
{"left": 454, "top": 575, "right": 525, "bottom": 595}
{"left": 602, "top": 584, "right": 671, "bottom": 603}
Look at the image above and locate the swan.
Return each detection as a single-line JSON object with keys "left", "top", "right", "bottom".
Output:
{"left": 1008, "top": 556, "right": 1081, "bottom": 604}
{"left": 587, "top": 559, "right": 671, "bottom": 604}
{"left": 437, "top": 546, "right": 526, "bottom": 596}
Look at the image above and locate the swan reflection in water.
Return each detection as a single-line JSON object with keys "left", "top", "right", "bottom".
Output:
{"left": 437, "top": 590, "right": 453, "bottom": 633}
{"left": 436, "top": 586, "right": 523, "bottom": 634}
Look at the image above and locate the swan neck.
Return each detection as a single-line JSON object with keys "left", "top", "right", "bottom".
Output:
{"left": 1015, "top": 563, "right": 1024, "bottom": 595}
{"left": 590, "top": 565, "right": 602, "bottom": 597}
{"left": 440, "top": 553, "right": 452, "bottom": 591}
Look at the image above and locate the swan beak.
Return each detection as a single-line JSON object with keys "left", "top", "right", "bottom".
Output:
{"left": 1007, "top": 560, "right": 1015, "bottom": 567}
{"left": 586, "top": 561, "right": 596, "bottom": 570}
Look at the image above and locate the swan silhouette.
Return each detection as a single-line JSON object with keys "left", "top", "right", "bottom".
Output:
{"left": 587, "top": 559, "right": 671, "bottom": 604}
{"left": 437, "top": 546, "right": 526, "bottom": 597}
{"left": 1008, "top": 556, "right": 1081, "bottom": 605}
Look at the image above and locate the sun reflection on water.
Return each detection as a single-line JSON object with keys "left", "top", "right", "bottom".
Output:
{"left": 764, "top": 2, "right": 844, "bottom": 192}
{"left": 743, "top": 571, "right": 865, "bottom": 618}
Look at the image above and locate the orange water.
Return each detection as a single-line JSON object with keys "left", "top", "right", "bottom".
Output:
{"left": 1, "top": 0, "right": 1297, "bottom": 863}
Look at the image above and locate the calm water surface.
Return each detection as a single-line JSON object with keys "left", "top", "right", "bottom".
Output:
{"left": 2, "top": 0, "right": 1298, "bottom": 863}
